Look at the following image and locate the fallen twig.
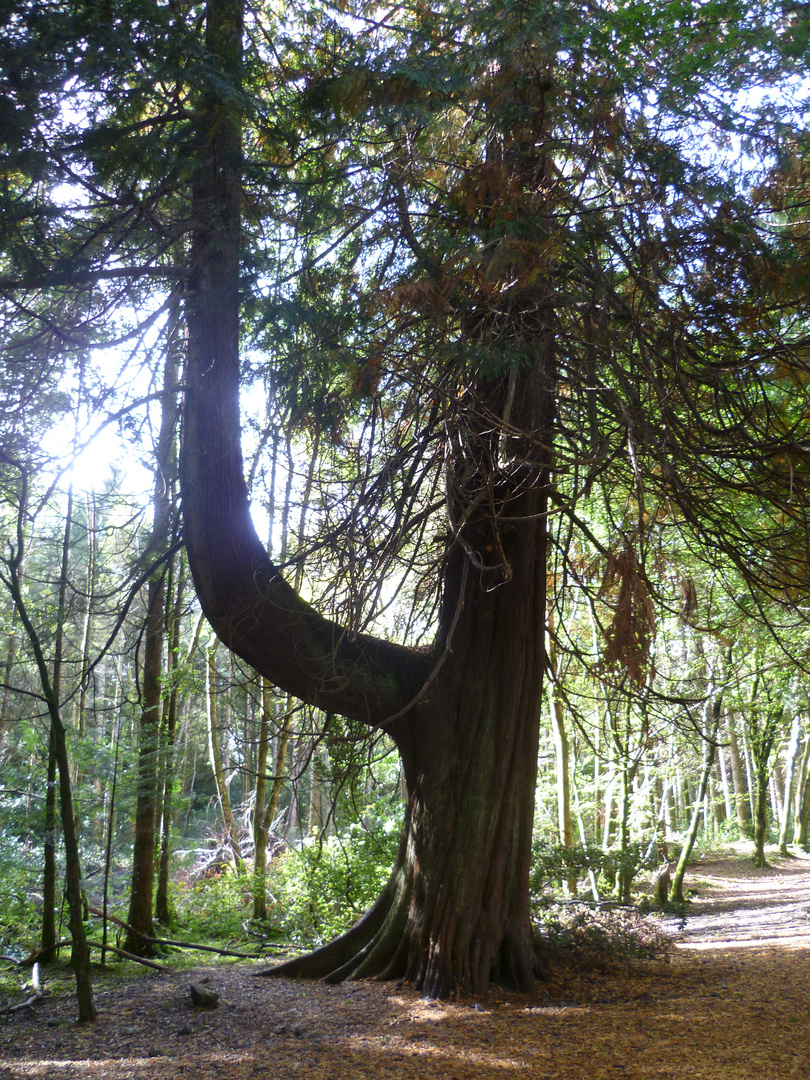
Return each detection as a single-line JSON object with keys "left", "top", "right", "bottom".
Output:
{"left": 19, "top": 939, "right": 170, "bottom": 973}
{"left": 0, "top": 990, "right": 48, "bottom": 1015}
{"left": 94, "top": 944, "right": 170, "bottom": 973}
{"left": 87, "top": 908, "right": 279, "bottom": 960}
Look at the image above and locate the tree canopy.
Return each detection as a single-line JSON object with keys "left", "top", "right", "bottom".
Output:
{"left": 1, "top": 0, "right": 809, "bottom": 1000}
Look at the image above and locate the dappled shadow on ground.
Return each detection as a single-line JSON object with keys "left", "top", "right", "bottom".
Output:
{"left": 2, "top": 845, "right": 810, "bottom": 1079}
{"left": 668, "top": 847, "right": 810, "bottom": 952}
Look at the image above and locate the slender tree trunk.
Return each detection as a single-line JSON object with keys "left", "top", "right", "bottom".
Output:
{"left": 77, "top": 491, "right": 97, "bottom": 741}
{"left": 3, "top": 490, "right": 96, "bottom": 1021}
{"left": 41, "top": 484, "right": 75, "bottom": 963}
{"left": 671, "top": 698, "right": 721, "bottom": 904}
{"left": 741, "top": 726, "right": 757, "bottom": 823}
{"left": 717, "top": 748, "right": 732, "bottom": 820}
{"left": 778, "top": 715, "right": 801, "bottom": 855}
{"left": 155, "top": 557, "right": 186, "bottom": 925}
{"left": 73, "top": 491, "right": 97, "bottom": 836}
{"left": 753, "top": 751, "right": 773, "bottom": 868}
{"left": 0, "top": 608, "right": 21, "bottom": 760}
{"left": 41, "top": 728, "right": 58, "bottom": 962}
{"left": 727, "top": 722, "right": 751, "bottom": 839}
{"left": 252, "top": 676, "right": 273, "bottom": 920}
{"left": 793, "top": 733, "right": 810, "bottom": 849}
{"left": 547, "top": 611, "right": 575, "bottom": 894}
{"left": 206, "top": 643, "right": 244, "bottom": 870}
{"left": 125, "top": 326, "right": 180, "bottom": 954}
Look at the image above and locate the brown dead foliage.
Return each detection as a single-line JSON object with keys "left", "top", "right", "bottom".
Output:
{"left": 1, "top": 846, "right": 810, "bottom": 1079}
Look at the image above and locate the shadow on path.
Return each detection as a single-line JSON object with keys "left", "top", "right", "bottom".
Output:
{"left": 667, "top": 846, "right": 810, "bottom": 951}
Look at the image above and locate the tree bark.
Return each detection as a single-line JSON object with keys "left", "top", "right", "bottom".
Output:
{"left": 181, "top": 0, "right": 554, "bottom": 997}
{"left": 125, "top": 324, "right": 179, "bottom": 954}
{"left": 778, "top": 715, "right": 801, "bottom": 855}
{"left": 671, "top": 697, "right": 721, "bottom": 904}
{"left": 727, "top": 722, "right": 751, "bottom": 839}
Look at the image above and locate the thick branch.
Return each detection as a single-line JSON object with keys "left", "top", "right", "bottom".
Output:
{"left": 180, "top": 0, "right": 427, "bottom": 728}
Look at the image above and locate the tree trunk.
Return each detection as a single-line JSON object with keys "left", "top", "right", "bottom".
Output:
{"left": 671, "top": 698, "right": 721, "bottom": 904}
{"left": 3, "top": 497, "right": 96, "bottom": 1021}
{"left": 778, "top": 715, "right": 801, "bottom": 855}
{"left": 547, "top": 610, "right": 576, "bottom": 895}
{"left": 252, "top": 676, "right": 273, "bottom": 920}
{"left": 125, "top": 329, "right": 179, "bottom": 955}
{"left": 41, "top": 483, "right": 74, "bottom": 964}
{"left": 753, "top": 752, "right": 772, "bottom": 868}
{"left": 155, "top": 557, "right": 185, "bottom": 926}
{"left": 727, "top": 722, "right": 751, "bottom": 839}
{"left": 181, "top": 0, "right": 554, "bottom": 997}
{"left": 793, "top": 732, "right": 810, "bottom": 849}
{"left": 41, "top": 728, "right": 58, "bottom": 963}
{"left": 268, "top": 506, "right": 551, "bottom": 995}
{"left": 206, "top": 642, "right": 244, "bottom": 871}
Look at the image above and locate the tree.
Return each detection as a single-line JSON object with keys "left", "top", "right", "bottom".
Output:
{"left": 0, "top": 466, "right": 96, "bottom": 1022}
{"left": 125, "top": 325, "right": 181, "bottom": 954}
{"left": 2, "top": 0, "right": 809, "bottom": 998}
{"left": 179, "top": 0, "right": 810, "bottom": 997}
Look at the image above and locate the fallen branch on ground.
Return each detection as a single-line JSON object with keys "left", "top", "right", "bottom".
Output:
{"left": 87, "top": 908, "right": 280, "bottom": 960}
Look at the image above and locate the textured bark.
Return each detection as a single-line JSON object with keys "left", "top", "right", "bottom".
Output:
{"left": 181, "top": 0, "right": 554, "bottom": 998}
{"left": 265, "top": 471, "right": 551, "bottom": 994}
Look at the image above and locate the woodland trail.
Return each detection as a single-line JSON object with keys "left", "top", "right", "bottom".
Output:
{"left": 1, "top": 846, "right": 809, "bottom": 1080}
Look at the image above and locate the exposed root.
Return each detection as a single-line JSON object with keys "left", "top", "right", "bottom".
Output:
{"left": 260, "top": 840, "right": 548, "bottom": 1000}
{"left": 259, "top": 863, "right": 412, "bottom": 983}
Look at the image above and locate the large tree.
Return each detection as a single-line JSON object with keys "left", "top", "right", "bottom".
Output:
{"left": 179, "top": 0, "right": 810, "bottom": 998}
{"left": 2, "top": 0, "right": 808, "bottom": 998}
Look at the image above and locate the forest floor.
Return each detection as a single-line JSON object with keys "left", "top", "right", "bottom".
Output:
{"left": 1, "top": 843, "right": 809, "bottom": 1080}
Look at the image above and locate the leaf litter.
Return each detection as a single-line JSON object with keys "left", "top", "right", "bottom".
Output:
{"left": 1, "top": 847, "right": 809, "bottom": 1080}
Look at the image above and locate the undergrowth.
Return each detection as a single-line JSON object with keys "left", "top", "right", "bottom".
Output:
{"left": 536, "top": 904, "right": 674, "bottom": 971}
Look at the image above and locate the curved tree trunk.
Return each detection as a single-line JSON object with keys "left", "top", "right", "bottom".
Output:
{"left": 266, "top": 469, "right": 551, "bottom": 995}
{"left": 181, "top": 0, "right": 554, "bottom": 998}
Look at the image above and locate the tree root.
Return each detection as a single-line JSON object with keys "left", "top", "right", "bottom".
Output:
{"left": 259, "top": 861, "right": 412, "bottom": 984}
{"left": 259, "top": 857, "right": 548, "bottom": 999}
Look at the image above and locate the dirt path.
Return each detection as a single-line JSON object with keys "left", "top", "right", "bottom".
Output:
{"left": 2, "top": 847, "right": 810, "bottom": 1080}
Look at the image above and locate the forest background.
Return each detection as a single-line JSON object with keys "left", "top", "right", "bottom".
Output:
{"left": 1, "top": 0, "right": 810, "bottom": 1022}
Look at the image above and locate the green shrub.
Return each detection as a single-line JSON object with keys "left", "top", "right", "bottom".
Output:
{"left": 174, "top": 871, "right": 253, "bottom": 944}
{"left": 531, "top": 839, "right": 658, "bottom": 904}
{"left": 269, "top": 820, "right": 399, "bottom": 946}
